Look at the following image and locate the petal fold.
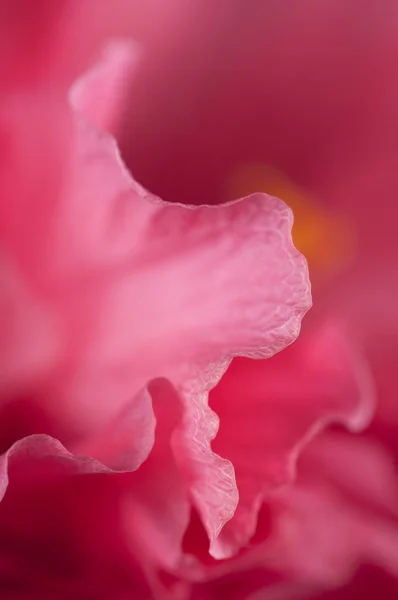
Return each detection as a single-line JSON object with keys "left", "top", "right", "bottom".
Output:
{"left": 208, "top": 322, "right": 375, "bottom": 557}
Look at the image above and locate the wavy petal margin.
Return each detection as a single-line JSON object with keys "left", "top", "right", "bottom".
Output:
{"left": 208, "top": 321, "right": 375, "bottom": 558}
{"left": 0, "top": 40, "right": 311, "bottom": 571}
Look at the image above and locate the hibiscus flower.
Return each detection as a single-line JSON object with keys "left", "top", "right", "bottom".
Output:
{"left": 1, "top": 2, "right": 396, "bottom": 599}
{"left": 113, "top": 1, "right": 398, "bottom": 598}
{"left": 2, "top": 5, "right": 361, "bottom": 599}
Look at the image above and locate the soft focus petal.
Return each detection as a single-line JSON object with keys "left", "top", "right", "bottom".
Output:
{"left": 207, "top": 322, "right": 375, "bottom": 558}
{"left": 0, "top": 37, "right": 311, "bottom": 590}
{"left": 73, "top": 384, "right": 156, "bottom": 472}
{"left": 0, "top": 379, "right": 189, "bottom": 598}
{"left": 0, "top": 450, "right": 150, "bottom": 599}
{"left": 0, "top": 0, "right": 146, "bottom": 87}
{"left": 5, "top": 1, "right": 393, "bottom": 599}
{"left": 268, "top": 432, "right": 398, "bottom": 587}
{"left": 70, "top": 40, "right": 141, "bottom": 135}
{"left": 56, "top": 110, "right": 310, "bottom": 546}
{"left": 55, "top": 43, "right": 312, "bottom": 551}
{"left": 117, "top": 0, "right": 398, "bottom": 209}
{"left": 0, "top": 384, "right": 156, "bottom": 502}
{"left": 1, "top": 39, "right": 310, "bottom": 430}
{"left": 0, "top": 254, "right": 60, "bottom": 393}
{"left": 123, "top": 379, "right": 189, "bottom": 573}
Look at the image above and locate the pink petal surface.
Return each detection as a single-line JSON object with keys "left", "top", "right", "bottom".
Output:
{"left": 22, "top": 43, "right": 311, "bottom": 547}
{"left": 173, "top": 324, "right": 396, "bottom": 597}
{"left": 0, "top": 0, "right": 148, "bottom": 87}
{"left": 0, "top": 381, "right": 185, "bottom": 598}
{"left": 0, "top": 254, "right": 60, "bottom": 393}
{"left": 1, "top": 40, "right": 310, "bottom": 414}
{"left": 0, "top": 447, "right": 151, "bottom": 599}
{"left": 72, "top": 384, "right": 156, "bottom": 472}
{"left": 306, "top": 568, "right": 398, "bottom": 600}
{"left": 3, "top": 3, "right": 398, "bottom": 600}
{"left": 123, "top": 379, "right": 189, "bottom": 572}
{"left": 267, "top": 432, "right": 398, "bottom": 587}
{"left": 52, "top": 109, "right": 311, "bottom": 547}
{"left": 70, "top": 40, "right": 141, "bottom": 135}
{"left": 0, "top": 382, "right": 158, "bottom": 502}
{"left": 0, "top": 35, "right": 311, "bottom": 595}
{"left": 208, "top": 322, "right": 375, "bottom": 558}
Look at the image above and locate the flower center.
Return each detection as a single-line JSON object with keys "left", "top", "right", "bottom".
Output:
{"left": 227, "top": 163, "right": 356, "bottom": 273}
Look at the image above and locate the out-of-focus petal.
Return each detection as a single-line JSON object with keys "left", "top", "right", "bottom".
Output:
{"left": 268, "top": 432, "right": 398, "bottom": 587}
{"left": 123, "top": 379, "right": 189, "bottom": 573}
{"left": 0, "top": 0, "right": 145, "bottom": 87}
{"left": 116, "top": 0, "right": 398, "bottom": 211}
{"left": 208, "top": 322, "right": 375, "bottom": 557}
{"left": 0, "top": 446, "right": 151, "bottom": 599}
{"left": 0, "top": 254, "right": 60, "bottom": 394}
{"left": 55, "top": 110, "right": 310, "bottom": 544}
{"left": 70, "top": 40, "right": 141, "bottom": 135}
{"left": 0, "top": 385, "right": 154, "bottom": 502}
{"left": 1, "top": 39, "right": 311, "bottom": 566}
{"left": 0, "top": 379, "right": 189, "bottom": 597}
{"left": 72, "top": 384, "right": 156, "bottom": 472}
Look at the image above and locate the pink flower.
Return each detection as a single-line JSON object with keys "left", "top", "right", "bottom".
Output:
{"left": 5, "top": 9, "right": 374, "bottom": 599}
{"left": 1, "top": 3, "right": 396, "bottom": 599}
{"left": 179, "top": 322, "right": 398, "bottom": 599}
{"left": 111, "top": 1, "right": 398, "bottom": 598}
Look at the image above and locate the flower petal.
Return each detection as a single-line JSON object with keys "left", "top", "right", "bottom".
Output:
{"left": 0, "top": 379, "right": 190, "bottom": 598}
{"left": 2, "top": 41, "right": 311, "bottom": 551}
{"left": 208, "top": 322, "right": 375, "bottom": 557}
{"left": 72, "top": 384, "right": 156, "bottom": 472}
{"left": 0, "top": 380, "right": 158, "bottom": 501}
{"left": 70, "top": 40, "right": 140, "bottom": 135}
{"left": 40, "top": 104, "right": 310, "bottom": 442}
{"left": 49, "top": 111, "right": 310, "bottom": 543}
{"left": 123, "top": 379, "right": 190, "bottom": 572}
{"left": 0, "top": 254, "right": 60, "bottom": 395}
{"left": 269, "top": 432, "right": 398, "bottom": 586}
{"left": 0, "top": 442, "right": 150, "bottom": 599}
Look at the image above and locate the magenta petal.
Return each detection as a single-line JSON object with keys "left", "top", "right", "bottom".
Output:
{"left": 125, "top": 379, "right": 190, "bottom": 573}
{"left": 0, "top": 255, "right": 60, "bottom": 394}
{"left": 0, "top": 435, "right": 111, "bottom": 505}
{"left": 44, "top": 111, "right": 310, "bottom": 443}
{"left": 70, "top": 40, "right": 140, "bottom": 135}
{"left": 1, "top": 40, "right": 311, "bottom": 553}
{"left": 73, "top": 384, "right": 156, "bottom": 472}
{"left": 208, "top": 322, "right": 375, "bottom": 557}
{"left": 269, "top": 432, "right": 398, "bottom": 586}
{"left": 0, "top": 382, "right": 158, "bottom": 499}
{"left": 0, "top": 39, "right": 309, "bottom": 448}
{"left": 49, "top": 46, "right": 311, "bottom": 542}
{"left": 0, "top": 379, "right": 189, "bottom": 597}
{"left": 0, "top": 444, "right": 151, "bottom": 598}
